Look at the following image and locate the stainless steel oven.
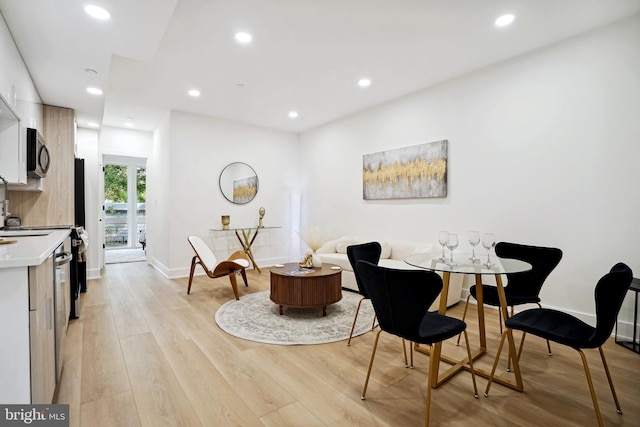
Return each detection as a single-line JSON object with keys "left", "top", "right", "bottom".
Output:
{"left": 53, "top": 238, "right": 71, "bottom": 382}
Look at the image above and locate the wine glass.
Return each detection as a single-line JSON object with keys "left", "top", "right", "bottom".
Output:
{"left": 438, "top": 231, "right": 449, "bottom": 261}
{"left": 468, "top": 231, "right": 480, "bottom": 262}
{"left": 482, "top": 233, "right": 496, "bottom": 268}
{"left": 446, "top": 233, "right": 458, "bottom": 265}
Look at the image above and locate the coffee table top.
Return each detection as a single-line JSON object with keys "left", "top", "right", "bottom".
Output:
{"left": 270, "top": 262, "right": 342, "bottom": 278}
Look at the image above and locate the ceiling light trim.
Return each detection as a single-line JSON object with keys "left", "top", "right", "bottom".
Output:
{"left": 84, "top": 4, "right": 111, "bottom": 21}
{"left": 495, "top": 14, "right": 515, "bottom": 27}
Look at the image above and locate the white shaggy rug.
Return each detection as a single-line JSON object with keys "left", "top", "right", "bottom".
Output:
{"left": 215, "top": 290, "right": 376, "bottom": 345}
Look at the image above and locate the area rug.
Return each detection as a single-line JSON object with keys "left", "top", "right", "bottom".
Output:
{"left": 215, "top": 290, "right": 376, "bottom": 345}
{"left": 105, "top": 248, "right": 146, "bottom": 264}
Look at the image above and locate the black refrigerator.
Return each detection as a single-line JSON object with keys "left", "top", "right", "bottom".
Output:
{"left": 69, "top": 158, "right": 87, "bottom": 319}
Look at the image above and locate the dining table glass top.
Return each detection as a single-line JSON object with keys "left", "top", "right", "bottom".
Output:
{"left": 404, "top": 252, "right": 532, "bottom": 275}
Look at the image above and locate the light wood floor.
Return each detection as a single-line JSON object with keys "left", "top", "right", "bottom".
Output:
{"left": 55, "top": 262, "right": 640, "bottom": 426}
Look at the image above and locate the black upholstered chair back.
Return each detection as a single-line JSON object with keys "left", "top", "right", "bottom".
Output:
{"left": 356, "top": 260, "right": 443, "bottom": 341}
{"left": 591, "top": 262, "right": 633, "bottom": 347}
{"left": 495, "top": 242, "right": 563, "bottom": 300}
{"left": 347, "top": 242, "right": 382, "bottom": 297}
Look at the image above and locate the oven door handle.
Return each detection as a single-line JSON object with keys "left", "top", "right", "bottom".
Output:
{"left": 55, "top": 252, "right": 73, "bottom": 266}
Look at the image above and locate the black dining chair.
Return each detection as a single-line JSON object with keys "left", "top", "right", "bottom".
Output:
{"left": 457, "top": 242, "right": 563, "bottom": 356}
{"left": 346, "top": 242, "right": 382, "bottom": 346}
{"left": 485, "top": 262, "right": 633, "bottom": 427}
{"left": 357, "top": 261, "right": 478, "bottom": 427}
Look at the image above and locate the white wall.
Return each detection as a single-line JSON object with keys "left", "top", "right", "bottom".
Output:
{"left": 299, "top": 16, "right": 640, "bottom": 327}
{"left": 146, "top": 112, "right": 172, "bottom": 276}
{"left": 147, "top": 111, "right": 299, "bottom": 278}
{"left": 75, "top": 128, "right": 101, "bottom": 279}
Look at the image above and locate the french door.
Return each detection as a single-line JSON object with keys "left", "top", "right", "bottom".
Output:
{"left": 103, "top": 155, "right": 146, "bottom": 250}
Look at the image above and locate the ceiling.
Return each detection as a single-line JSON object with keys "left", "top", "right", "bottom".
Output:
{"left": 1, "top": 0, "right": 639, "bottom": 134}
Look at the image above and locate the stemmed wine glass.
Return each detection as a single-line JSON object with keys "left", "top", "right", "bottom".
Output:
{"left": 468, "top": 231, "right": 480, "bottom": 262}
{"left": 438, "top": 231, "right": 449, "bottom": 261}
{"left": 446, "top": 233, "right": 459, "bottom": 265}
{"left": 482, "top": 233, "right": 496, "bottom": 268}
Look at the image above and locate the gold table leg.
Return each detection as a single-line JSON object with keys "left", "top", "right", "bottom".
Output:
{"left": 416, "top": 272, "right": 524, "bottom": 391}
{"left": 234, "top": 229, "right": 262, "bottom": 273}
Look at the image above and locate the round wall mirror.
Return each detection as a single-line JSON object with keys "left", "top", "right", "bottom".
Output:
{"left": 219, "top": 162, "right": 259, "bottom": 204}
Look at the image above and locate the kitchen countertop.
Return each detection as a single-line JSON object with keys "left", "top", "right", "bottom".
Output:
{"left": 0, "top": 229, "right": 71, "bottom": 269}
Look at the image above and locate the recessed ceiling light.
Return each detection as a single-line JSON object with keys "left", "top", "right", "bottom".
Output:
{"left": 187, "top": 89, "right": 201, "bottom": 97}
{"left": 288, "top": 111, "right": 299, "bottom": 119}
{"left": 235, "top": 31, "right": 252, "bottom": 44}
{"left": 495, "top": 14, "right": 515, "bottom": 27}
{"left": 86, "top": 86, "right": 103, "bottom": 95}
{"left": 84, "top": 4, "right": 111, "bottom": 20}
{"left": 358, "top": 78, "right": 372, "bottom": 88}
{"left": 87, "top": 122, "right": 100, "bottom": 128}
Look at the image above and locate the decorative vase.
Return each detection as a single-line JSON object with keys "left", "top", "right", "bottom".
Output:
{"left": 221, "top": 215, "right": 230, "bottom": 230}
{"left": 312, "top": 252, "right": 323, "bottom": 268}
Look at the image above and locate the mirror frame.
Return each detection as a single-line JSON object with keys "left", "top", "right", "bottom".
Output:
{"left": 219, "top": 162, "right": 259, "bottom": 204}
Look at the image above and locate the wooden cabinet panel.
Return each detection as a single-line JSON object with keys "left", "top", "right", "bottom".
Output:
{"left": 29, "top": 254, "right": 56, "bottom": 404}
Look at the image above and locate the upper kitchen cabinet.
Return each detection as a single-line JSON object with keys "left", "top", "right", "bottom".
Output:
{"left": 0, "top": 91, "right": 25, "bottom": 184}
{"left": 10, "top": 106, "right": 76, "bottom": 226}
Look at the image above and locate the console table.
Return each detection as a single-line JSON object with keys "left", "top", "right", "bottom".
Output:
{"left": 210, "top": 226, "right": 279, "bottom": 273}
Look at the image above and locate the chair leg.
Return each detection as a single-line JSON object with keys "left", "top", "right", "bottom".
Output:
{"left": 187, "top": 256, "right": 197, "bottom": 294}
{"left": 456, "top": 294, "right": 471, "bottom": 345}
{"left": 347, "top": 297, "right": 365, "bottom": 346}
{"left": 410, "top": 341, "right": 414, "bottom": 369}
{"left": 240, "top": 268, "right": 248, "bottom": 286}
{"left": 484, "top": 328, "right": 509, "bottom": 397}
{"left": 598, "top": 346, "right": 623, "bottom": 415}
{"left": 462, "top": 330, "right": 479, "bottom": 398}
{"left": 228, "top": 272, "right": 240, "bottom": 300}
{"left": 402, "top": 339, "right": 409, "bottom": 368}
{"left": 425, "top": 343, "right": 437, "bottom": 427}
{"left": 577, "top": 349, "right": 605, "bottom": 427}
{"left": 361, "top": 330, "right": 383, "bottom": 400}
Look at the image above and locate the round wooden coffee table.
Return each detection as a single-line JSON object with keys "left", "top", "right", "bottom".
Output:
{"left": 270, "top": 263, "right": 343, "bottom": 316}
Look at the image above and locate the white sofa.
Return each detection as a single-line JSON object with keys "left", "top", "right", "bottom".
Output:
{"left": 316, "top": 236, "right": 463, "bottom": 308}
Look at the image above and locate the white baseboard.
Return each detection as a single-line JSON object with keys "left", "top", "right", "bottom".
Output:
{"left": 149, "top": 257, "right": 289, "bottom": 279}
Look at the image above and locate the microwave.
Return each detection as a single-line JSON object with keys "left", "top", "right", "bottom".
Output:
{"left": 26, "top": 127, "right": 50, "bottom": 179}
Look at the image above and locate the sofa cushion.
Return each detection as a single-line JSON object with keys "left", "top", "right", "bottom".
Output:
{"left": 335, "top": 236, "right": 391, "bottom": 259}
{"left": 390, "top": 241, "right": 433, "bottom": 260}
{"left": 317, "top": 253, "right": 352, "bottom": 271}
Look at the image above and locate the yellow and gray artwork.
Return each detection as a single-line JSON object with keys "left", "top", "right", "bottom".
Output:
{"left": 233, "top": 175, "right": 258, "bottom": 203}
{"left": 363, "top": 140, "right": 448, "bottom": 200}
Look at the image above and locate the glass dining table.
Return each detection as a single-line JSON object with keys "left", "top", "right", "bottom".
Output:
{"left": 404, "top": 252, "right": 532, "bottom": 391}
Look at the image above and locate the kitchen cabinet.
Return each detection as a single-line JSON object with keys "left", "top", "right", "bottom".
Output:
{"left": 28, "top": 254, "right": 56, "bottom": 404}
{"left": 0, "top": 91, "right": 26, "bottom": 184}
{"left": 0, "top": 230, "right": 70, "bottom": 403}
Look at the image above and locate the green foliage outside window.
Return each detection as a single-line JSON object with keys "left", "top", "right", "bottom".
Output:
{"left": 104, "top": 165, "right": 146, "bottom": 203}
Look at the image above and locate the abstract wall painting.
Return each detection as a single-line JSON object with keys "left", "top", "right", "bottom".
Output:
{"left": 362, "top": 140, "right": 448, "bottom": 200}
{"left": 233, "top": 175, "right": 258, "bottom": 204}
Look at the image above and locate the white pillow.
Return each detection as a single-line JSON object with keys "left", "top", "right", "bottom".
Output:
{"left": 379, "top": 241, "right": 392, "bottom": 259}
{"left": 336, "top": 236, "right": 361, "bottom": 254}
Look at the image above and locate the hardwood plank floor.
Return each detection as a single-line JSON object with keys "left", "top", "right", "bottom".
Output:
{"left": 55, "top": 262, "right": 640, "bottom": 426}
